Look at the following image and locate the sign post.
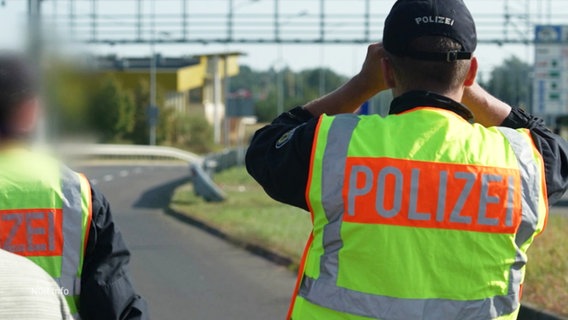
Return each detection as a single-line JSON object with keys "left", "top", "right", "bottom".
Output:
{"left": 533, "top": 25, "right": 568, "bottom": 125}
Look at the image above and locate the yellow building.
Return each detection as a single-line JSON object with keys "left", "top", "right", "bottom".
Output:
{"left": 96, "top": 52, "right": 242, "bottom": 143}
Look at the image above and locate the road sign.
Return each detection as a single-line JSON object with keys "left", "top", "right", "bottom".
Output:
{"left": 147, "top": 105, "right": 159, "bottom": 126}
{"left": 533, "top": 25, "right": 568, "bottom": 119}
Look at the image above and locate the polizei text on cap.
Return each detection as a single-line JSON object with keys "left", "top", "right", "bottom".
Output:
{"left": 415, "top": 16, "right": 455, "bottom": 26}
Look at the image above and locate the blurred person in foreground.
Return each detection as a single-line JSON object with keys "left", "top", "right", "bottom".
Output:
{"left": 246, "top": 0, "right": 568, "bottom": 319}
{"left": 0, "top": 54, "right": 148, "bottom": 319}
{"left": 0, "top": 248, "right": 72, "bottom": 319}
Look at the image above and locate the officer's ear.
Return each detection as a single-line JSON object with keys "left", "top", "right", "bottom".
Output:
{"left": 464, "top": 57, "right": 478, "bottom": 87}
{"left": 381, "top": 57, "right": 396, "bottom": 89}
{"left": 12, "top": 97, "right": 40, "bottom": 136}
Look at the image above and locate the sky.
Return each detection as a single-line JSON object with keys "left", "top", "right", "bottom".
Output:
{"left": 0, "top": 0, "right": 567, "bottom": 78}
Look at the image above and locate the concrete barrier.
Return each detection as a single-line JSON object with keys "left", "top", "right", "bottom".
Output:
{"left": 190, "top": 147, "right": 246, "bottom": 202}
{"left": 190, "top": 164, "right": 227, "bottom": 202}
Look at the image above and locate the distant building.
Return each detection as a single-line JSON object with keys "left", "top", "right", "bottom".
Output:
{"left": 95, "top": 52, "right": 244, "bottom": 144}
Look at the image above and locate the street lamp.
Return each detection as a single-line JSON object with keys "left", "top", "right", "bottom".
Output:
{"left": 228, "top": 0, "right": 261, "bottom": 41}
{"left": 27, "top": 0, "right": 46, "bottom": 143}
{"left": 149, "top": 31, "right": 170, "bottom": 146}
{"left": 273, "top": 10, "right": 309, "bottom": 115}
{"left": 148, "top": 0, "right": 171, "bottom": 146}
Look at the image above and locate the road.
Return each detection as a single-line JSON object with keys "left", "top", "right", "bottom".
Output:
{"left": 76, "top": 164, "right": 296, "bottom": 320}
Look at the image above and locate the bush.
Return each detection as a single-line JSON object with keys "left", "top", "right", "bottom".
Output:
{"left": 182, "top": 115, "right": 214, "bottom": 154}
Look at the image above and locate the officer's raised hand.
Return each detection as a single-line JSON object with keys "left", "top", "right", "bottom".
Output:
{"left": 304, "top": 42, "right": 389, "bottom": 117}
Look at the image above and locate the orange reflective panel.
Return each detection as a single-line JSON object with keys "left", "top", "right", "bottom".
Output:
{"left": 343, "top": 157, "right": 522, "bottom": 234}
{"left": 0, "top": 209, "right": 64, "bottom": 256}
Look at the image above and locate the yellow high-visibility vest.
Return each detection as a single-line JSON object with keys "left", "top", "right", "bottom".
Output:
{"left": 289, "top": 108, "right": 548, "bottom": 320}
{"left": 0, "top": 149, "right": 92, "bottom": 318}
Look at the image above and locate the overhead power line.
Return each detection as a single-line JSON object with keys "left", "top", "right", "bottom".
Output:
{"left": 37, "top": 0, "right": 568, "bottom": 45}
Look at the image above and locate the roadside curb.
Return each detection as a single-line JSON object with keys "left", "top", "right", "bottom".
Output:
{"left": 165, "top": 206, "right": 297, "bottom": 270}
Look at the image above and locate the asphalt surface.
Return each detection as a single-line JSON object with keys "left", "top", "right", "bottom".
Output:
{"left": 75, "top": 164, "right": 296, "bottom": 320}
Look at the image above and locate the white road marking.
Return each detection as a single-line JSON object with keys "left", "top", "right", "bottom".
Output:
{"left": 104, "top": 175, "right": 114, "bottom": 182}
{"left": 119, "top": 170, "right": 129, "bottom": 177}
{"left": 91, "top": 179, "right": 98, "bottom": 186}
{"left": 134, "top": 168, "right": 142, "bottom": 174}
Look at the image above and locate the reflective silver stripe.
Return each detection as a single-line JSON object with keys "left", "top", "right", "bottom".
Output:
{"left": 300, "top": 276, "right": 518, "bottom": 320}
{"left": 57, "top": 167, "right": 84, "bottom": 318}
{"left": 298, "top": 120, "right": 537, "bottom": 319}
{"left": 319, "top": 115, "right": 360, "bottom": 281}
{"left": 498, "top": 128, "right": 544, "bottom": 320}
{"left": 497, "top": 128, "right": 541, "bottom": 247}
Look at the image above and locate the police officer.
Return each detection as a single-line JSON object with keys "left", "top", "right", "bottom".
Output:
{"left": 0, "top": 249, "right": 73, "bottom": 319}
{"left": 0, "top": 54, "right": 148, "bottom": 319}
{"left": 246, "top": 0, "right": 568, "bottom": 319}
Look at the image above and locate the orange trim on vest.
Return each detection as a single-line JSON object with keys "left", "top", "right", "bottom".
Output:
{"left": 286, "top": 233, "right": 313, "bottom": 320}
{"left": 80, "top": 174, "right": 93, "bottom": 253}
{"left": 343, "top": 157, "right": 523, "bottom": 234}
{"left": 523, "top": 128, "right": 550, "bottom": 236}
{"left": 0, "top": 208, "right": 64, "bottom": 256}
{"left": 286, "top": 116, "right": 325, "bottom": 319}
{"left": 304, "top": 116, "right": 324, "bottom": 219}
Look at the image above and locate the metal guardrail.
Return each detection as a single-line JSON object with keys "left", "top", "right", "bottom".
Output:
{"left": 58, "top": 144, "right": 245, "bottom": 202}
{"left": 57, "top": 143, "right": 204, "bottom": 165}
{"left": 202, "top": 147, "right": 246, "bottom": 175}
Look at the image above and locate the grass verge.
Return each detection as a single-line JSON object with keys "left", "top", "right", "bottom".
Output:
{"left": 522, "top": 213, "right": 568, "bottom": 317}
{"left": 170, "top": 166, "right": 567, "bottom": 317}
{"left": 170, "top": 167, "right": 312, "bottom": 266}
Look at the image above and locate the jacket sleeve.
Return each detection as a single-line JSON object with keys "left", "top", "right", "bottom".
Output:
{"left": 501, "top": 107, "right": 568, "bottom": 204}
{"left": 79, "top": 186, "right": 149, "bottom": 320}
{"left": 246, "top": 107, "right": 318, "bottom": 211}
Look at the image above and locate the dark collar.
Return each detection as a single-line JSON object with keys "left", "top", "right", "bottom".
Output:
{"left": 389, "top": 91, "right": 474, "bottom": 122}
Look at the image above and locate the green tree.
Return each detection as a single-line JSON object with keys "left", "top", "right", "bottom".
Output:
{"left": 45, "top": 64, "right": 91, "bottom": 137}
{"left": 158, "top": 105, "right": 176, "bottom": 144}
{"left": 87, "top": 75, "right": 135, "bottom": 142}
{"left": 129, "top": 80, "right": 150, "bottom": 144}
{"left": 484, "top": 56, "right": 532, "bottom": 109}
{"left": 233, "top": 66, "right": 348, "bottom": 122}
{"left": 127, "top": 79, "right": 176, "bottom": 145}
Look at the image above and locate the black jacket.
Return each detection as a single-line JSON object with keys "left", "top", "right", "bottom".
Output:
{"left": 246, "top": 91, "right": 568, "bottom": 210}
{"left": 79, "top": 185, "right": 148, "bottom": 320}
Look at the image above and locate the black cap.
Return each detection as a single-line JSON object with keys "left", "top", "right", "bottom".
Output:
{"left": 0, "top": 54, "right": 38, "bottom": 136}
{"left": 383, "top": 0, "right": 477, "bottom": 62}
{"left": 0, "top": 54, "right": 38, "bottom": 102}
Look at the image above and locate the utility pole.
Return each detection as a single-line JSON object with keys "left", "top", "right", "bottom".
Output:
{"left": 227, "top": 0, "right": 234, "bottom": 41}
{"left": 28, "top": 0, "right": 45, "bottom": 143}
{"left": 274, "top": 0, "right": 279, "bottom": 42}
{"left": 149, "top": 0, "right": 157, "bottom": 146}
{"left": 91, "top": 0, "right": 97, "bottom": 42}
{"left": 182, "top": 0, "right": 188, "bottom": 40}
{"left": 28, "top": 0, "right": 41, "bottom": 55}
{"left": 137, "top": 0, "right": 142, "bottom": 41}
{"left": 224, "top": 54, "right": 230, "bottom": 146}
{"left": 68, "top": 0, "right": 75, "bottom": 38}
{"left": 277, "top": 46, "right": 284, "bottom": 115}
{"left": 319, "top": 0, "right": 326, "bottom": 96}
{"left": 275, "top": 0, "right": 283, "bottom": 116}
{"left": 213, "top": 55, "right": 222, "bottom": 144}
